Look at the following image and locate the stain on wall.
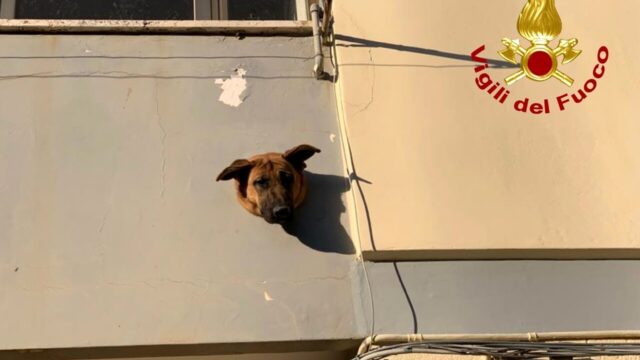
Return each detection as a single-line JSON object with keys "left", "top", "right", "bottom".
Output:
{"left": 215, "top": 68, "right": 248, "bottom": 107}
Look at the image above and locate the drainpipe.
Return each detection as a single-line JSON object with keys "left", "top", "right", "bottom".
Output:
{"left": 310, "top": 3, "right": 324, "bottom": 79}
{"left": 357, "top": 330, "right": 640, "bottom": 355}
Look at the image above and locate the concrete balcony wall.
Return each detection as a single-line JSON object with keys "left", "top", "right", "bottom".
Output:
{"left": 0, "top": 34, "right": 366, "bottom": 353}
{"left": 366, "top": 261, "right": 640, "bottom": 335}
{"left": 3, "top": 351, "right": 351, "bottom": 360}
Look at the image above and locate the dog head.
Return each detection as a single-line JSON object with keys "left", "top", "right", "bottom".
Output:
{"left": 216, "top": 144, "right": 320, "bottom": 224}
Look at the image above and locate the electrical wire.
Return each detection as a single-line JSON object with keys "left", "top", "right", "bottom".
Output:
{"left": 330, "top": 22, "right": 376, "bottom": 337}
{"left": 354, "top": 341, "right": 640, "bottom": 360}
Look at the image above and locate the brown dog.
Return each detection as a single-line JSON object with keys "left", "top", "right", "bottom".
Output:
{"left": 216, "top": 144, "right": 321, "bottom": 224}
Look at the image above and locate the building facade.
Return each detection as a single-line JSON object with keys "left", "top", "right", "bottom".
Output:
{"left": 1, "top": 1, "right": 640, "bottom": 359}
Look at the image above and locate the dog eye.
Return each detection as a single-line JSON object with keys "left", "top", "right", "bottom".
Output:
{"left": 280, "top": 172, "right": 293, "bottom": 185}
{"left": 253, "top": 178, "right": 269, "bottom": 187}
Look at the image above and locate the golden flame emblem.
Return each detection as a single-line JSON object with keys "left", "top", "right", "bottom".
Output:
{"left": 499, "top": 0, "right": 581, "bottom": 86}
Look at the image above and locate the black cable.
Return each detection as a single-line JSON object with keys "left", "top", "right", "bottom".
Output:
{"left": 355, "top": 341, "right": 640, "bottom": 360}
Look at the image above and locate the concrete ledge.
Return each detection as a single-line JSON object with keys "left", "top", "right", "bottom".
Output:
{"left": 366, "top": 261, "right": 640, "bottom": 334}
{"left": 363, "top": 248, "right": 640, "bottom": 261}
{"left": 0, "top": 19, "right": 312, "bottom": 35}
{"left": 0, "top": 340, "right": 361, "bottom": 360}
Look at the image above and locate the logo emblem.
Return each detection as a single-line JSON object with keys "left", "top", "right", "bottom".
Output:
{"left": 498, "top": 0, "right": 581, "bottom": 86}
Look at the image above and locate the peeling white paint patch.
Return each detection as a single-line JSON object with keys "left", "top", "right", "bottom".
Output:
{"left": 329, "top": 133, "right": 336, "bottom": 143}
{"left": 263, "top": 291, "right": 274, "bottom": 301}
{"left": 215, "top": 68, "right": 247, "bottom": 107}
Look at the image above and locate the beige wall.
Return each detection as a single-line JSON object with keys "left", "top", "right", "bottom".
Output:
{"left": 333, "top": 0, "right": 640, "bottom": 259}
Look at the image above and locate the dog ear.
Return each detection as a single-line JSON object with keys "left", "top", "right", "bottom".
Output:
{"left": 283, "top": 144, "right": 321, "bottom": 171}
{"left": 216, "top": 159, "right": 253, "bottom": 181}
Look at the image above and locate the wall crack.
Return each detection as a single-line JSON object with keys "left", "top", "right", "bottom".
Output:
{"left": 355, "top": 49, "right": 375, "bottom": 115}
{"left": 154, "top": 81, "right": 167, "bottom": 199}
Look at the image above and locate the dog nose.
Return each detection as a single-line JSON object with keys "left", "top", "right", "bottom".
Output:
{"left": 273, "top": 206, "right": 292, "bottom": 221}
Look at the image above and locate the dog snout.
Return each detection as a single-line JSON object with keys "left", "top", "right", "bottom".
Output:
{"left": 273, "top": 205, "right": 292, "bottom": 222}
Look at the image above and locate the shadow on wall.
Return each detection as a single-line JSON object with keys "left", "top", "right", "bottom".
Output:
{"left": 282, "top": 172, "right": 355, "bottom": 255}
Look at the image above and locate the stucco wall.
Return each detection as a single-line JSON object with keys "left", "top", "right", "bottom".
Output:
{"left": 366, "top": 261, "right": 640, "bottom": 334}
{"left": 0, "top": 34, "right": 366, "bottom": 352}
{"left": 333, "top": 0, "right": 640, "bottom": 259}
